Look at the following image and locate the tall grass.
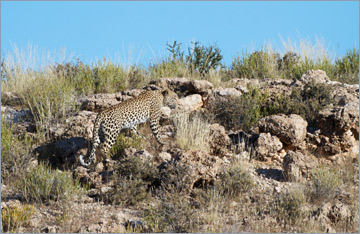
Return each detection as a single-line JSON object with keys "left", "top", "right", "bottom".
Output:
{"left": 173, "top": 112, "right": 210, "bottom": 151}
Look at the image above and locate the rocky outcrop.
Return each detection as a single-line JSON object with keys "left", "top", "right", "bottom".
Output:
{"left": 282, "top": 151, "right": 317, "bottom": 182}
{"left": 208, "top": 124, "right": 231, "bottom": 156}
{"left": 254, "top": 133, "right": 283, "bottom": 162}
{"left": 316, "top": 102, "right": 359, "bottom": 158}
{"left": 258, "top": 114, "right": 308, "bottom": 149}
{"left": 300, "top": 69, "right": 330, "bottom": 84}
{"left": 167, "top": 149, "right": 224, "bottom": 191}
{"left": 178, "top": 94, "right": 203, "bottom": 111}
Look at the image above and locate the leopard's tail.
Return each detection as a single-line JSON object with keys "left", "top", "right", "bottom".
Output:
{"left": 79, "top": 114, "right": 104, "bottom": 167}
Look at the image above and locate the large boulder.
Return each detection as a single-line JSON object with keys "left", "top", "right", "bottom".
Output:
{"left": 300, "top": 69, "right": 330, "bottom": 84}
{"left": 258, "top": 114, "right": 308, "bottom": 148}
{"left": 318, "top": 102, "right": 359, "bottom": 138}
{"left": 254, "top": 133, "right": 283, "bottom": 162}
{"left": 165, "top": 149, "right": 224, "bottom": 191}
{"left": 208, "top": 124, "right": 231, "bottom": 156}
{"left": 282, "top": 151, "right": 317, "bottom": 182}
{"left": 316, "top": 102, "right": 359, "bottom": 158}
{"left": 178, "top": 94, "right": 203, "bottom": 112}
{"left": 189, "top": 79, "right": 213, "bottom": 94}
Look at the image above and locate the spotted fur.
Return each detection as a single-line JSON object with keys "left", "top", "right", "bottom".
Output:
{"left": 79, "top": 89, "right": 178, "bottom": 167}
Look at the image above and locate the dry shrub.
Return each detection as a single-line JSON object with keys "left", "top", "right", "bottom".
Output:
{"left": 173, "top": 112, "right": 210, "bottom": 151}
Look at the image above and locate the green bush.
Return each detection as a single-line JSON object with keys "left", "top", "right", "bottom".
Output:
{"left": 311, "top": 166, "right": 342, "bottom": 202}
{"left": 1, "top": 203, "right": 35, "bottom": 233}
{"left": 143, "top": 195, "right": 196, "bottom": 233}
{"left": 110, "top": 131, "right": 142, "bottom": 159}
{"left": 107, "top": 154, "right": 157, "bottom": 206}
{"left": 273, "top": 189, "right": 307, "bottom": 225}
{"left": 334, "top": 48, "right": 359, "bottom": 84}
{"left": 209, "top": 88, "right": 278, "bottom": 131}
{"left": 17, "top": 163, "right": 85, "bottom": 204}
{"left": 230, "top": 48, "right": 280, "bottom": 79}
{"left": 1, "top": 117, "right": 33, "bottom": 183}
{"left": 216, "top": 164, "right": 254, "bottom": 198}
{"left": 280, "top": 81, "right": 335, "bottom": 127}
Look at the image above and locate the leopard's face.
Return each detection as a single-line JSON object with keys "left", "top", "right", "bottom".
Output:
{"left": 162, "top": 89, "right": 178, "bottom": 109}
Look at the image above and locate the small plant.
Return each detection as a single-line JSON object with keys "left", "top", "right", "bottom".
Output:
{"left": 186, "top": 41, "right": 223, "bottom": 77}
{"left": 107, "top": 154, "right": 157, "bottom": 206}
{"left": 209, "top": 87, "right": 277, "bottom": 131}
{"left": 173, "top": 112, "right": 210, "bottom": 151}
{"left": 17, "top": 163, "right": 85, "bottom": 204}
{"left": 143, "top": 195, "right": 197, "bottom": 233}
{"left": 231, "top": 48, "right": 280, "bottom": 79}
{"left": 1, "top": 204, "right": 35, "bottom": 233}
{"left": 1, "top": 117, "right": 33, "bottom": 183}
{"left": 311, "top": 166, "right": 342, "bottom": 202}
{"left": 334, "top": 48, "right": 359, "bottom": 84}
{"left": 273, "top": 189, "right": 307, "bottom": 225}
{"left": 110, "top": 131, "right": 142, "bottom": 158}
{"left": 216, "top": 164, "right": 254, "bottom": 199}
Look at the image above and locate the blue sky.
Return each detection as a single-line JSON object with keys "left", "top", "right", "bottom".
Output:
{"left": 1, "top": 1, "right": 359, "bottom": 66}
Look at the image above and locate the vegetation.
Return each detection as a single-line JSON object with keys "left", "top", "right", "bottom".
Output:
{"left": 1, "top": 117, "right": 34, "bottom": 183}
{"left": 1, "top": 38, "right": 358, "bottom": 233}
{"left": 16, "top": 163, "right": 85, "bottom": 204}
{"left": 173, "top": 112, "right": 210, "bottom": 151}
{"left": 1, "top": 204, "right": 35, "bottom": 233}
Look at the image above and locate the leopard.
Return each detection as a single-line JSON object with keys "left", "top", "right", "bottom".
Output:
{"left": 79, "top": 89, "right": 178, "bottom": 167}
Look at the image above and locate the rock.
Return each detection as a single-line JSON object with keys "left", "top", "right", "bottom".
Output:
{"left": 282, "top": 151, "right": 317, "bottom": 182}
{"left": 134, "top": 149, "right": 153, "bottom": 161}
{"left": 166, "top": 149, "right": 224, "bottom": 191}
{"left": 332, "top": 86, "right": 359, "bottom": 106}
{"left": 318, "top": 102, "right": 359, "bottom": 138}
{"left": 214, "top": 87, "right": 242, "bottom": 98}
{"left": 41, "top": 225, "right": 59, "bottom": 233}
{"left": 1, "top": 92, "right": 22, "bottom": 106}
{"left": 80, "top": 93, "right": 124, "bottom": 112}
{"left": 95, "top": 162, "right": 104, "bottom": 173}
{"left": 1, "top": 106, "right": 32, "bottom": 123}
{"left": 160, "top": 106, "right": 171, "bottom": 119}
{"left": 259, "top": 114, "right": 307, "bottom": 148}
{"left": 314, "top": 202, "right": 352, "bottom": 230}
{"left": 208, "top": 124, "right": 231, "bottom": 156}
{"left": 178, "top": 94, "right": 203, "bottom": 111}
{"left": 62, "top": 110, "right": 97, "bottom": 139}
{"left": 158, "top": 152, "right": 172, "bottom": 162}
{"left": 300, "top": 69, "right": 330, "bottom": 84}
{"left": 189, "top": 79, "right": 213, "bottom": 94}
{"left": 148, "top": 77, "right": 191, "bottom": 93}
{"left": 316, "top": 102, "right": 359, "bottom": 157}
{"left": 254, "top": 133, "right": 283, "bottom": 162}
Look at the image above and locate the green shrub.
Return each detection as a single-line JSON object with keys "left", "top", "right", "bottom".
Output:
{"left": 216, "top": 164, "right": 254, "bottom": 198}
{"left": 273, "top": 189, "right": 307, "bottom": 225}
{"left": 143, "top": 195, "right": 197, "bottom": 233}
{"left": 334, "top": 48, "right": 359, "bottom": 84}
{"left": 1, "top": 203, "right": 35, "bottom": 233}
{"left": 311, "top": 166, "right": 342, "bottom": 202}
{"left": 209, "top": 88, "right": 278, "bottom": 131}
{"left": 282, "top": 81, "right": 335, "bottom": 127}
{"left": 17, "top": 163, "right": 85, "bottom": 204}
{"left": 17, "top": 72, "right": 77, "bottom": 140}
{"left": 110, "top": 131, "right": 142, "bottom": 159}
{"left": 1, "top": 117, "right": 33, "bottom": 183}
{"left": 231, "top": 48, "right": 279, "bottom": 79}
{"left": 107, "top": 154, "right": 157, "bottom": 206}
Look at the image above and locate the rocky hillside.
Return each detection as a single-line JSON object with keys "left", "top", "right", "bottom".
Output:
{"left": 1, "top": 69, "right": 359, "bottom": 233}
